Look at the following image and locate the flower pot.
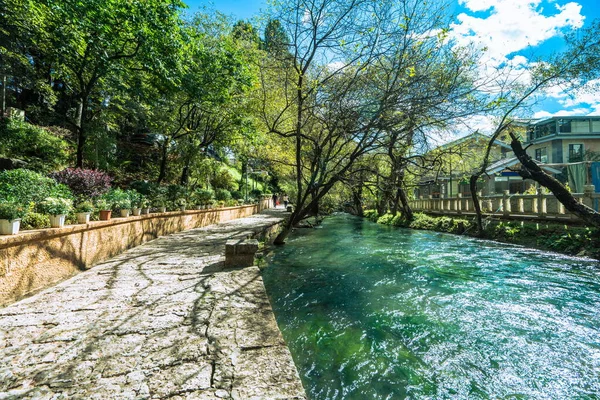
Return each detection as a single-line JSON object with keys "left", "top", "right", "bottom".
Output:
{"left": 141, "top": 208, "right": 150, "bottom": 215}
{"left": 132, "top": 208, "right": 141, "bottom": 216}
{"left": 157, "top": 207, "right": 166, "bottom": 213}
{"left": 99, "top": 210, "right": 112, "bottom": 221}
{"left": 196, "top": 205, "right": 203, "bottom": 210}
{"left": 120, "top": 209, "right": 130, "bottom": 218}
{"left": 76, "top": 212, "right": 91, "bottom": 224}
{"left": 0, "top": 219, "right": 21, "bottom": 235}
{"left": 49, "top": 214, "right": 66, "bottom": 228}
{"left": 179, "top": 206, "right": 186, "bottom": 212}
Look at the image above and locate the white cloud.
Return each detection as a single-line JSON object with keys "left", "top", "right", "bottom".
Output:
{"left": 451, "top": 0, "right": 585, "bottom": 68}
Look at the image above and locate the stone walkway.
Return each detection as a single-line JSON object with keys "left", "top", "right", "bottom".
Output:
{"left": 0, "top": 210, "right": 306, "bottom": 400}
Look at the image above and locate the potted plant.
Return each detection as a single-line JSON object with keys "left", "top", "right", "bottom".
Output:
{"left": 140, "top": 197, "right": 150, "bottom": 215}
{"left": 0, "top": 200, "right": 28, "bottom": 235}
{"left": 154, "top": 199, "right": 166, "bottom": 213}
{"left": 175, "top": 198, "right": 187, "bottom": 212}
{"left": 218, "top": 200, "right": 225, "bottom": 208}
{"left": 130, "top": 191, "right": 142, "bottom": 216}
{"left": 207, "top": 199, "right": 215, "bottom": 209}
{"left": 39, "top": 197, "right": 73, "bottom": 228}
{"left": 96, "top": 199, "right": 112, "bottom": 220}
{"left": 75, "top": 201, "right": 94, "bottom": 224}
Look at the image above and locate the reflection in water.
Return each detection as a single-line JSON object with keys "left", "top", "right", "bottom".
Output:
{"left": 262, "top": 213, "right": 600, "bottom": 400}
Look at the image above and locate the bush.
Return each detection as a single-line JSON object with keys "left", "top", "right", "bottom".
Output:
{"left": 0, "top": 169, "right": 72, "bottom": 204}
{"left": 376, "top": 213, "right": 395, "bottom": 225}
{"left": 101, "top": 188, "right": 132, "bottom": 211}
{"left": 231, "top": 190, "right": 243, "bottom": 200}
{"left": 166, "top": 184, "right": 188, "bottom": 203}
{"left": 0, "top": 118, "right": 70, "bottom": 172}
{"left": 211, "top": 168, "right": 236, "bottom": 191}
{"left": 21, "top": 212, "right": 50, "bottom": 230}
{"left": 192, "top": 188, "right": 214, "bottom": 204}
{"left": 215, "top": 188, "right": 232, "bottom": 202}
{"left": 250, "top": 189, "right": 262, "bottom": 199}
{"left": 50, "top": 168, "right": 111, "bottom": 200}
{"left": 363, "top": 209, "right": 379, "bottom": 222}
{"left": 0, "top": 200, "right": 28, "bottom": 220}
{"left": 38, "top": 197, "right": 73, "bottom": 215}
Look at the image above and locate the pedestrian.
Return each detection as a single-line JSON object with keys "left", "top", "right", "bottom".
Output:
{"left": 283, "top": 194, "right": 289, "bottom": 209}
{"left": 272, "top": 193, "right": 278, "bottom": 208}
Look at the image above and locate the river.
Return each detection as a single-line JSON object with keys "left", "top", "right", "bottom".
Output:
{"left": 262, "top": 213, "right": 600, "bottom": 399}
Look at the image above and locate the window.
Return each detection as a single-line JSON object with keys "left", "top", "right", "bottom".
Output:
{"left": 568, "top": 144, "right": 584, "bottom": 162}
{"left": 535, "top": 147, "right": 548, "bottom": 163}
{"left": 559, "top": 119, "right": 571, "bottom": 133}
{"left": 572, "top": 119, "right": 590, "bottom": 133}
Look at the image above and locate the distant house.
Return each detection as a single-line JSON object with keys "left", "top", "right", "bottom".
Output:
{"left": 415, "top": 130, "right": 564, "bottom": 198}
{"left": 523, "top": 116, "right": 600, "bottom": 193}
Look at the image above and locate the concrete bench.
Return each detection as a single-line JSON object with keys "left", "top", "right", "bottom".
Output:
{"left": 225, "top": 238, "right": 259, "bottom": 267}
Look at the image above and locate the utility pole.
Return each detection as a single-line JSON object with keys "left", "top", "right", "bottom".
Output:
{"left": 1, "top": 75, "right": 6, "bottom": 116}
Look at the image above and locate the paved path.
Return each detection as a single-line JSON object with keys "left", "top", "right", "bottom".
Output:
{"left": 0, "top": 210, "right": 305, "bottom": 400}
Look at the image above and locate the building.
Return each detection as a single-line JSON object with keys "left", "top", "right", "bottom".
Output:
{"left": 524, "top": 116, "right": 600, "bottom": 193}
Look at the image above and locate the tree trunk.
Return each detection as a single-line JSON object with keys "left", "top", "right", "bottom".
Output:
{"left": 470, "top": 175, "right": 484, "bottom": 236}
{"left": 1, "top": 75, "right": 6, "bottom": 116}
{"left": 75, "top": 98, "right": 85, "bottom": 168}
{"left": 397, "top": 186, "right": 414, "bottom": 222}
{"left": 157, "top": 141, "right": 169, "bottom": 184}
{"left": 352, "top": 185, "right": 363, "bottom": 217}
{"left": 510, "top": 133, "right": 600, "bottom": 228}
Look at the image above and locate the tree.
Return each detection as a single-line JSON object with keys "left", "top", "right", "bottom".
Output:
{"left": 262, "top": 0, "right": 484, "bottom": 243}
{"left": 469, "top": 20, "right": 600, "bottom": 234}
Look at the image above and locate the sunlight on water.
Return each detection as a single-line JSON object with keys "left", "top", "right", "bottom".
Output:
{"left": 262, "top": 213, "right": 600, "bottom": 400}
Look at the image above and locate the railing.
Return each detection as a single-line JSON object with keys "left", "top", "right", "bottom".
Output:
{"left": 409, "top": 185, "right": 599, "bottom": 221}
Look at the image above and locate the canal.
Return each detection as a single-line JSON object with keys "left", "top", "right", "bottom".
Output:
{"left": 262, "top": 213, "right": 600, "bottom": 399}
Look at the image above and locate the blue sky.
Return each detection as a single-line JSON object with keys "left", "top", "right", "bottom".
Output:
{"left": 185, "top": 0, "right": 600, "bottom": 132}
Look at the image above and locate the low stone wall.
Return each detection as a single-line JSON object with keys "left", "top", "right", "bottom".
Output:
{"left": 0, "top": 200, "right": 270, "bottom": 306}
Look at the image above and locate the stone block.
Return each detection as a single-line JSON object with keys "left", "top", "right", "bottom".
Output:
{"left": 225, "top": 239, "right": 259, "bottom": 267}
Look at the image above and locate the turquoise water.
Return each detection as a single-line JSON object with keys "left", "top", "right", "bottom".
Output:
{"left": 262, "top": 213, "right": 600, "bottom": 399}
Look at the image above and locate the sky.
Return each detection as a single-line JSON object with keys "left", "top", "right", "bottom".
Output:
{"left": 185, "top": 0, "right": 600, "bottom": 134}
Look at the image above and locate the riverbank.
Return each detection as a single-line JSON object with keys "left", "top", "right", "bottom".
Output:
{"left": 0, "top": 209, "right": 306, "bottom": 399}
{"left": 364, "top": 210, "right": 600, "bottom": 260}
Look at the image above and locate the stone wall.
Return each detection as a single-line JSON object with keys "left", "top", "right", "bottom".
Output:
{"left": 0, "top": 200, "right": 270, "bottom": 306}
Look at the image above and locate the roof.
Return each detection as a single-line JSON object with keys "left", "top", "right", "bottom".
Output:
{"left": 436, "top": 131, "right": 512, "bottom": 151}
{"left": 485, "top": 157, "right": 562, "bottom": 175}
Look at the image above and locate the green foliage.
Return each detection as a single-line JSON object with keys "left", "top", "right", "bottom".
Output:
{"left": 376, "top": 213, "right": 395, "bottom": 225}
{"left": 363, "top": 209, "right": 379, "bottom": 222}
{"left": 75, "top": 201, "right": 95, "bottom": 213}
{"left": 0, "top": 119, "right": 70, "bottom": 172}
{"left": 102, "top": 188, "right": 132, "bottom": 211}
{"left": 215, "top": 188, "right": 232, "bottom": 201}
{"left": 192, "top": 188, "right": 214, "bottom": 204}
{"left": 231, "top": 190, "right": 243, "bottom": 200}
{"left": 21, "top": 212, "right": 51, "bottom": 230}
{"left": 0, "top": 169, "right": 72, "bottom": 205}
{"left": 212, "top": 168, "right": 237, "bottom": 191}
{"left": 38, "top": 197, "right": 73, "bottom": 215}
{"left": 0, "top": 200, "right": 28, "bottom": 221}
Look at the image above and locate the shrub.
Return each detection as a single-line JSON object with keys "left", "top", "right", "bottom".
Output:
{"left": 75, "top": 201, "right": 95, "bottom": 213}
{"left": 215, "top": 188, "right": 232, "bottom": 202}
{"left": 363, "top": 209, "right": 379, "bottom": 222}
{"left": 250, "top": 189, "right": 262, "bottom": 199}
{"left": 101, "top": 188, "right": 133, "bottom": 211}
{"left": 0, "top": 118, "right": 70, "bottom": 172}
{"left": 192, "top": 188, "right": 214, "bottom": 204}
{"left": 21, "top": 212, "right": 50, "bottom": 230}
{"left": 211, "top": 168, "right": 236, "bottom": 191}
{"left": 38, "top": 197, "right": 73, "bottom": 215}
{"left": 166, "top": 184, "right": 188, "bottom": 203}
{"left": 231, "top": 190, "right": 243, "bottom": 200}
{"left": 50, "top": 168, "right": 111, "bottom": 200}
{"left": 0, "top": 200, "right": 28, "bottom": 221}
{"left": 376, "top": 213, "right": 395, "bottom": 225}
{"left": 0, "top": 169, "right": 72, "bottom": 204}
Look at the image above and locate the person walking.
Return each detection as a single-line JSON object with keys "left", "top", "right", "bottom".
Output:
{"left": 272, "top": 193, "right": 278, "bottom": 208}
{"left": 283, "top": 194, "right": 289, "bottom": 209}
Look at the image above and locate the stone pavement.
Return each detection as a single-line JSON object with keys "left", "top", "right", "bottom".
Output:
{"left": 0, "top": 210, "right": 306, "bottom": 400}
